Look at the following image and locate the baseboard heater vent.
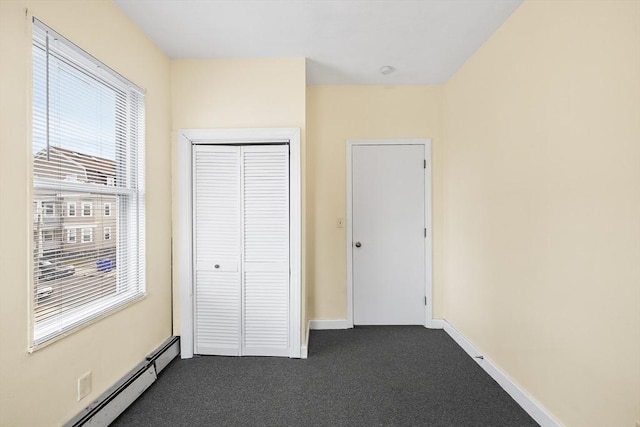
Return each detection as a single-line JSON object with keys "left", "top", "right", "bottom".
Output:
{"left": 65, "top": 336, "right": 180, "bottom": 427}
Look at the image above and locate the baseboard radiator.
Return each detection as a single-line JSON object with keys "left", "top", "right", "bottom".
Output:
{"left": 65, "top": 336, "right": 180, "bottom": 427}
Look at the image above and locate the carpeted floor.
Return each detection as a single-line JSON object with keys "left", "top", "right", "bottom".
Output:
{"left": 112, "top": 326, "right": 539, "bottom": 426}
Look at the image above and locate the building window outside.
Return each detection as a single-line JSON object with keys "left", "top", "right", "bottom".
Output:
{"left": 67, "top": 228, "right": 77, "bottom": 243}
{"left": 82, "top": 202, "right": 92, "bottom": 217}
{"left": 43, "top": 202, "right": 54, "bottom": 217}
{"left": 31, "top": 19, "right": 145, "bottom": 347}
{"left": 81, "top": 228, "right": 93, "bottom": 243}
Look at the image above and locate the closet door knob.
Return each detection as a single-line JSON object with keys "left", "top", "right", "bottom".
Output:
{"left": 214, "top": 264, "right": 220, "bottom": 269}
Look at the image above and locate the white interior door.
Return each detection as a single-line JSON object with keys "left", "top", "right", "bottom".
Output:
{"left": 352, "top": 144, "right": 426, "bottom": 325}
{"left": 241, "top": 145, "right": 290, "bottom": 357}
{"left": 193, "top": 144, "right": 290, "bottom": 357}
{"left": 193, "top": 145, "right": 242, "bottom": 355}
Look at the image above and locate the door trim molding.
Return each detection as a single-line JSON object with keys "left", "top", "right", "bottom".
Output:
{"left": 176, "top": 128, "right": 301, "bottom": 359}
{"left": 346, "top": 138, "right": 433, "bottom": 328}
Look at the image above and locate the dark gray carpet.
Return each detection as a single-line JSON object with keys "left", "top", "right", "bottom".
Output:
{"left": 112, "top": 326, "right": 538, "bottom": 426}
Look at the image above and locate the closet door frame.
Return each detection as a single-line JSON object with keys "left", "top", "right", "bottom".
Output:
{"left": 176, "top": 128, "right": 301, "bottom": 359}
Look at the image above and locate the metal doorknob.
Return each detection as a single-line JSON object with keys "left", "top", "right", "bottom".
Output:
{"left": 355, "top": 241, "right": 362, "bottom": 248}
{"left": 214, "top": 264, "right": 220, "bottom": 269}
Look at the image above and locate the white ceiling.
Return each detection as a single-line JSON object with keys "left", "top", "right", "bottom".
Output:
{"left": 112, "top": 0, "right": 522, "bottom": 85}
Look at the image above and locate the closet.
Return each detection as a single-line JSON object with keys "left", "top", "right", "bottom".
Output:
{"left": 192, "top": 144, "right": 290, "bottom": 357}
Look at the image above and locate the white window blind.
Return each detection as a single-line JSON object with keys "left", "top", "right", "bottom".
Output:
{"left": 31, "top": 19, "right": 145, "bottom": 347}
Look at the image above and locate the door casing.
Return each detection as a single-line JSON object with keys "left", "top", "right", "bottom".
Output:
{"left": 177, "top": 128, "right": 301, "bottom": 359}
{"left": 346, "top": 138, "right": 434, "bottom": 328}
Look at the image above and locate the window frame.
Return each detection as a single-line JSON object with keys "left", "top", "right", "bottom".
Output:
{"left": 42, "top": 229, "right": 54, "bottom": 242}
{"left": 67, "top": 201, "right": 76, "bottom": 217}
{"left": 81, "top": 202, "right": 92, "bottom": 217}
{"left": 104, "top": 226, "right": 111, "bottom": 241}
{"left": 43, "top": 202, "right": 54, "bottom": 217}
{"left": 67, "top": 228, "right": 77, "bottom": 243}
{"left": 104, "top": 202, "right": 111, "bottom": 217}
{"left": 81, "top": 228, "right": 93, "bottom": 243}
{"left": 30, "top": 18, "right": 146, "bottom": 350}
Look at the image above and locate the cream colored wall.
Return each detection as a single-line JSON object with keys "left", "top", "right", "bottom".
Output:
{"left": 0, "top": 1, "right": 172, "bottom": 426}
{"left": 306, "top": 86, "right": 444, "bottom": 320}
{"left": 442, "top": 1, "right": 640, "bottom": 426}
{"left": 170, "top": 58, "right": 307, "bottom": 337}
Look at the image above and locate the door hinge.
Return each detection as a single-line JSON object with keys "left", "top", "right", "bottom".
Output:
{"left": 424, "top": 228, "right": 427, "bottom": 237}
{"left": 424, "top": 296, "right": 428, "bottom": 306}
{"left": 423, "top": 159, "right": 426, "bottom": 169}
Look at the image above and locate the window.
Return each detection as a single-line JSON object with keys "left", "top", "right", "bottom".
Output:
{"left": 43, "top": 202, "right": 54, "bottom": 217}
{"left": 82, "top": 202, "right": 92, "bottom": 217}
{"left": 31, "top": 19, "right": 145, "bottom": 347}
{"left": 81, "top": 228, "right": 93, "bottom": 243}
{"left": 42, "top": 230, "right": 54, "bottom": 242}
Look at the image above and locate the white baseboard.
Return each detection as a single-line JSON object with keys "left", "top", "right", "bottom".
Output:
{"left": 309, "top": 319, "right": 351, "bottom": 330}
{"left": 440, "top": 321, "right": 561, "bottom": 427}
{"left": 426, "top": 318, "right": 446, "bottom": 329}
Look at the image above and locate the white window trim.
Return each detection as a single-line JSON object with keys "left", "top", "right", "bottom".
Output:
{"left": 82, "top": 202, "right": 92, "bottom": 217}
{"left": 104, "top": 202, "right": 111, "bottom": 217}
{"left": 42, "top": 230, "right": 54, "bottom": 241}
{"left": 67, "top": 201, "right": 76, "bottom": 217}
{"left": 67, "top": 228, "right": 76, "bottom": 243}
{"left": 176, "top": 128, "right": 302, "bottom": 359}
{"left": 104, "top": 226, "right": 111, "bottom": 240}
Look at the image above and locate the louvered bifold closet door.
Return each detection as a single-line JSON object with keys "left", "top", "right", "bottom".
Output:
{"left": 193, "top": 146, "right": 241, "bottom": 356}
{"left": 241, "top": 145, "right": 290, "bottom": 356}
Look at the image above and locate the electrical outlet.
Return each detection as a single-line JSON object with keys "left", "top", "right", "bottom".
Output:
{"left": 77, "top": 372, "right": 91, "bottom": 401}
{"left": 336, "top": 217, "right": 344, "bottom": 228}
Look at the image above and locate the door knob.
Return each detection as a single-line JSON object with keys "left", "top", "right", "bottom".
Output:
{"left": 214, "top": 264, "right": 220, "bottom": 269}
{"left": 354, "top": 241, "right": 362, "bottom": 248}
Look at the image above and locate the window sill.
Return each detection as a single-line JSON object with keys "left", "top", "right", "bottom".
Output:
{"left": 29, "top": 291, "right": 146, "bottom": 353}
